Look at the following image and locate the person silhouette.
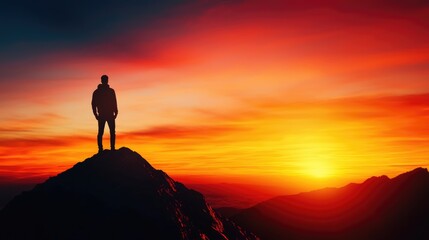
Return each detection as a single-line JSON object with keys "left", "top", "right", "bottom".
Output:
{"left": 91, "top": 75, "right": 118, "bottom": 152}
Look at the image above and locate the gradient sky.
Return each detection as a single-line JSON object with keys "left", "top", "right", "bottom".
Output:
{"left": 1, "top": 0, "right": 429, "bottom": 194}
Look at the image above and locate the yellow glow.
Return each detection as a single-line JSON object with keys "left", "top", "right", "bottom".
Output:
{"left": 306, "top": 161, "right": 332, "bottom": 178}
{"left": 293, "top": 135, "right": 336, "bottom": 179}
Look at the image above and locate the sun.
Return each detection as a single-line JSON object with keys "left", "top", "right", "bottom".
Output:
{"left": 292, "top": 137, "right": 336, "bottom": 179}
{"left": 306, "top": 161, "right": 332, "bottom": 178}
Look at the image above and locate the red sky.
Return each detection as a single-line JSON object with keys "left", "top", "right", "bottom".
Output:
{"left": 1, "top": 0, "right": 429, "bottom": 197}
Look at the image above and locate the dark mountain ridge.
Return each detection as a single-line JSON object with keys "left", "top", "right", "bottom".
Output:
{"left": 0, "top": 147, "right": 257, "bottom": 240}
{"left": 227, "top": 167, "right": 429, "bottom": 240}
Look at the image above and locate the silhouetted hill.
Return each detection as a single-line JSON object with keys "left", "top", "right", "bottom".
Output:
{"left": 0, "top": 147, "right": 257, "bottom": 240}
{"left": 229, "top": 168, "right": 429, "bottom": 240}
{"left": 215, "top": 207, "right": 244, "bottom": 218}
{"left": 0, "top": 183, "right": 35, "bottom": 210}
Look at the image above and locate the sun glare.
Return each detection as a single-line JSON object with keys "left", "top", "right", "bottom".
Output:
{"left": 306, "top": 161, "right": 332, "bottom": 178}
{"left": 293, "top": 137, "right": 336, "bottom": 179}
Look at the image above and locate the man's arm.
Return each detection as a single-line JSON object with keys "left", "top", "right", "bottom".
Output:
{"left": 113, "top": 90, "right": 118, "bottom": 119}
{"left": 91, "top": 91, "right": 99, "bottom": 120}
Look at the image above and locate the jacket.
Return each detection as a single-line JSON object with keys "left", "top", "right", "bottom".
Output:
{"left": 92, "top": 83, "right": 118, "bottom": 119}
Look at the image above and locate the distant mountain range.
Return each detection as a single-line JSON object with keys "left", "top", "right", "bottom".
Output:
{"left": 0, "top": 148, "right": 257, "bottom": 240}
{"left": 218, "top": 168, "right": 429, "bottom": 240}
{"left": 186, "top": 183, "right": 283, "bottom": 209}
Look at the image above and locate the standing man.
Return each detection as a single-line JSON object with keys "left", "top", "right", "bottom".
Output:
{"left": 92, "top": 75, "right": 118, "bottom": 152}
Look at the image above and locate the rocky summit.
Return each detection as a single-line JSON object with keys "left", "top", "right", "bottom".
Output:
{"left": 0, "top": 147, "right": 257, "bottom": 240}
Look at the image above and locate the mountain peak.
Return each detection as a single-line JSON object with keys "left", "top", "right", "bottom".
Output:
{"left": 74, "top": 147, "right": 155, "bottom": 173}
{"left": 0, "top": 147, "right": 257, "bottom": 240}
{"left": 361, "top": 175, "right": 390, "bottom": 186}
{"left": 403, "top": 167, "right": 428, "bottom": 176}
{"left": 390, "top": 167, "right": 429, "bottom": 185}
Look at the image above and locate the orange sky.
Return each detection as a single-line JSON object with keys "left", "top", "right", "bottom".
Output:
{"left": 1, "top": 0, "right": 429, "bottom": 193}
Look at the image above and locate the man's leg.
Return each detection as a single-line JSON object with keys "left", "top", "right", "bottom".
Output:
{"left": 98, "top": 119, "right": 106, "bottom": 152}
{"left": 107, "top": 119, "right": 116, "bottom": 150}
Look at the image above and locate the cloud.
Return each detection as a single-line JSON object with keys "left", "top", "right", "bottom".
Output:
{"left": 0, "top": 0, "right": 229, "bottom": 61}
{"left": 0, "top": 113, "right": 66, "bottom": 136}
{"left": 122, "top": 124, "right": 246, "bottom": 140}
{"left": 0, "top": 138, "right": 76, "bottom": 149}
{"left": 2, "top": 0, "right": 428, "bottom": 104}
{"left": 0, "top": 1, "right": 236, "bottom": 99}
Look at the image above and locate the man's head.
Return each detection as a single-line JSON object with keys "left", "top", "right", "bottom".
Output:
{"left": 101, "top": 75, "right": 109, "bottom": 84}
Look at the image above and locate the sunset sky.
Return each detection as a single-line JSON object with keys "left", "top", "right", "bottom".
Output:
{"left": 1, "top": 0, "right": 429, "bottom": 195}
